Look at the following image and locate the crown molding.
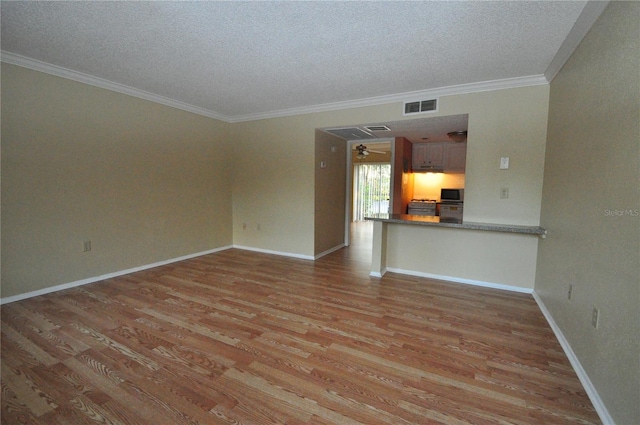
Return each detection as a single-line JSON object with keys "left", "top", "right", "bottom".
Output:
{"left": 1, "top": 51, "right": 232, "bottom": 122}
{"left": 3, "top": 50, "right": 547, "bottom": 124}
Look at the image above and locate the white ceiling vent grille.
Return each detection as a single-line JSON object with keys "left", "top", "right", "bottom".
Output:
{"left": 364, "top": 125, "right": 391, "bottom": 132}
{"left": 403, "top": 98, "right": 438, "bottom": 115}
{"left": 324, "top": 127, "right": 376, "bottom": 141}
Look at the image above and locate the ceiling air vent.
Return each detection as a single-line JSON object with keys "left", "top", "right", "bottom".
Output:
{"left": 403, "top": 98, "right": 438, "bottom": 115}
{"left": 324, "top": 127, "right": 376, "bottom": 141}
{"left": 363, "top": 125, "right": 391, "bottom": 132}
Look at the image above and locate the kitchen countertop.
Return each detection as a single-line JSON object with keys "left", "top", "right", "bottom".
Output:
{"left": 365, "top": 213, "right": 547, "bottom": 236}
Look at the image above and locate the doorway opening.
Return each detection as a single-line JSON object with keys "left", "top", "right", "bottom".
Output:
{"left": 344, "top": 140, "right": 394, "bottom": 248}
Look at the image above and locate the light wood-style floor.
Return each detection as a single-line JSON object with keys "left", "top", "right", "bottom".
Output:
{"left": 1, "top": 222, "right": 600, "bottom": 424}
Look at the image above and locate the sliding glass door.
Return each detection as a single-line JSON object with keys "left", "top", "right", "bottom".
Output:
{"left": 352, "top": 163, "right": 391, "bottom": 221}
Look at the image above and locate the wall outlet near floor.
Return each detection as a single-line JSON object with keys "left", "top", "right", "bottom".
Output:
{"left": 591, "top": 307, "right": 600, "bottom": 328}
{"left": 567, "top": 284, "right": 573, "bottom": 300}
{"left": 83, "top": 240, "right": 92, "bottom": 252}
{"left": 500, "top": 187, "right": 509, "bottom": 199}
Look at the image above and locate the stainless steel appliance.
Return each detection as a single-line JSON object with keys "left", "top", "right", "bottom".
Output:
{"left": 439, "top": 188, "right": 464, "bottom": 222}
{"left": 407, "top": 199, "right": 436, "bottom": 216}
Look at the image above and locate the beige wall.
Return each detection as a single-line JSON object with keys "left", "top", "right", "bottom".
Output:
{"left": 1, "top": 64, "right": 233, "bottom": 299}
{"left": 314, "top": 130, "right": 346, "bottom": 256}
{"left": 387, "top": 225, "right": 539, "bottom": 289}
{"left": 1, "top": 64, "right": 550, "bottom": 297}
{"left": 535, "top": 2, "right": 640, "bottom": 424}
{"left": 230, "top": 86, "right": 549, "bottom": 287}
{"left": 229, "top": 115, "right": 317, "bottom": 256}
{"left": 230, "top": 103, "right": 409, "bottom": 258}
{"left": 444, "top": 87, "right": 550, "bottom": 226}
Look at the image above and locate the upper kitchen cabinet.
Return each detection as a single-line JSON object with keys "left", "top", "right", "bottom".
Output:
{"left": 444, "top": 142, "right": 467, "bottom": 172}
{"left": 412, "top": 142, "right": 467, "bottom": 173}
{"left": 412, "top": 142, "right": 444, "bottom": 172}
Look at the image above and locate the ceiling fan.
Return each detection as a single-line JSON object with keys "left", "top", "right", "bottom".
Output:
{"left": 354, "top": 144, "right": 385, "bottom": 159}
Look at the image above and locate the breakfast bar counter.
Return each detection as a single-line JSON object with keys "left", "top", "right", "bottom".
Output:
{"left": 365, "top": 214, "right": 547, "bottom": 235}
{"left": 364, "top": 214, "right": 546, "bottom": 278}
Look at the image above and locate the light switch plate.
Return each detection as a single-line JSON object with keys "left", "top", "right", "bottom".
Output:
{"left": 500, "top": 157, "right": 510, "bottom": 169}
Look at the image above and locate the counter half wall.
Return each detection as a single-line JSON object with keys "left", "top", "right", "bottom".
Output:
{"left": 367, "top": 215, "right": 546, "bottom": 292}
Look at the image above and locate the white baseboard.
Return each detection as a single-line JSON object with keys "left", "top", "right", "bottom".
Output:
{"left": 232, "top": 245, "right": 315, "bottom": 261}
{"left": 385, "top": 267, "right": 534, "bottom": 294}
{"left": 314, "top": 244, "right": 345, "bottom": 260}
{"left": 0, "top": 245, "right": 233, "bottom": 305}
{"left": 1, "top": 245, "right": 319, "bottom": 305}
{"left": 369, "top": 269, "right": 386, "bottom": 278}
{"left": 532, "top": 292, "right": 614, "bottom": 425}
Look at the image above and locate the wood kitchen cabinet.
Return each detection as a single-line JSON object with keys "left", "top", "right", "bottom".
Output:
{"left": 412, "top": 141, "right": 467, "bottom": 173}
{"left": 391, "top": 137, "right": 414, "bottom": 215}
{"left": 444, "top": 142, "right": 467, "bottom": 172}
{"left": 412, "top": 142, "right": 444, "bottom": 171}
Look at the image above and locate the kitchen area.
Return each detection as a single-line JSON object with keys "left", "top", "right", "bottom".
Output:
{"left": 325, "top": 113, "right": 470, "bottom": 225}
{"left": 364, "top": 114, "right": 546, "bottom": 283}
{"left": 394, "top": 127, "right": 467, "bottom": 223}
{"left": 321, "top": 109, "right": 547, "bottom": 290}
{"left": 408, "top": 187, "right": 464, "bottom": 223}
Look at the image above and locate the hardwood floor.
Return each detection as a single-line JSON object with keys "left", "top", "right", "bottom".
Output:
{"left": 1, "top": 222, "right": 601, "bottom": 424}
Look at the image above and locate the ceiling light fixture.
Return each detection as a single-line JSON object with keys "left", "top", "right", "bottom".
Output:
{"left": 447, "top": 131, "right": 467, "bottom": 142}
{"left": 355, "top": 144, "right": 369, "bottom": 160}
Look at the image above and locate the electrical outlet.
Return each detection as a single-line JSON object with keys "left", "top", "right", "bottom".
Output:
{"left": 500, "top": 187, "right": 509, "bottom": 199}
{"left": 567, "top": 284, "right": 573, "bottom": 300}
{"left": 591, "top": 307, "right": 599, "bottom": 328}
{"left": 83, "top": 240, "right": 92, "bottom": 252}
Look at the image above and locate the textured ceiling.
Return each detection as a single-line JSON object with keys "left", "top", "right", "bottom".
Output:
{"left": 1, "top": 1, "right": 602, "bottom": 123}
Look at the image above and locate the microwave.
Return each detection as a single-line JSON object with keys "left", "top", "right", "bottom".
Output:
{"left": 440, "top": 188, "right": 464, "bottom": 203}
